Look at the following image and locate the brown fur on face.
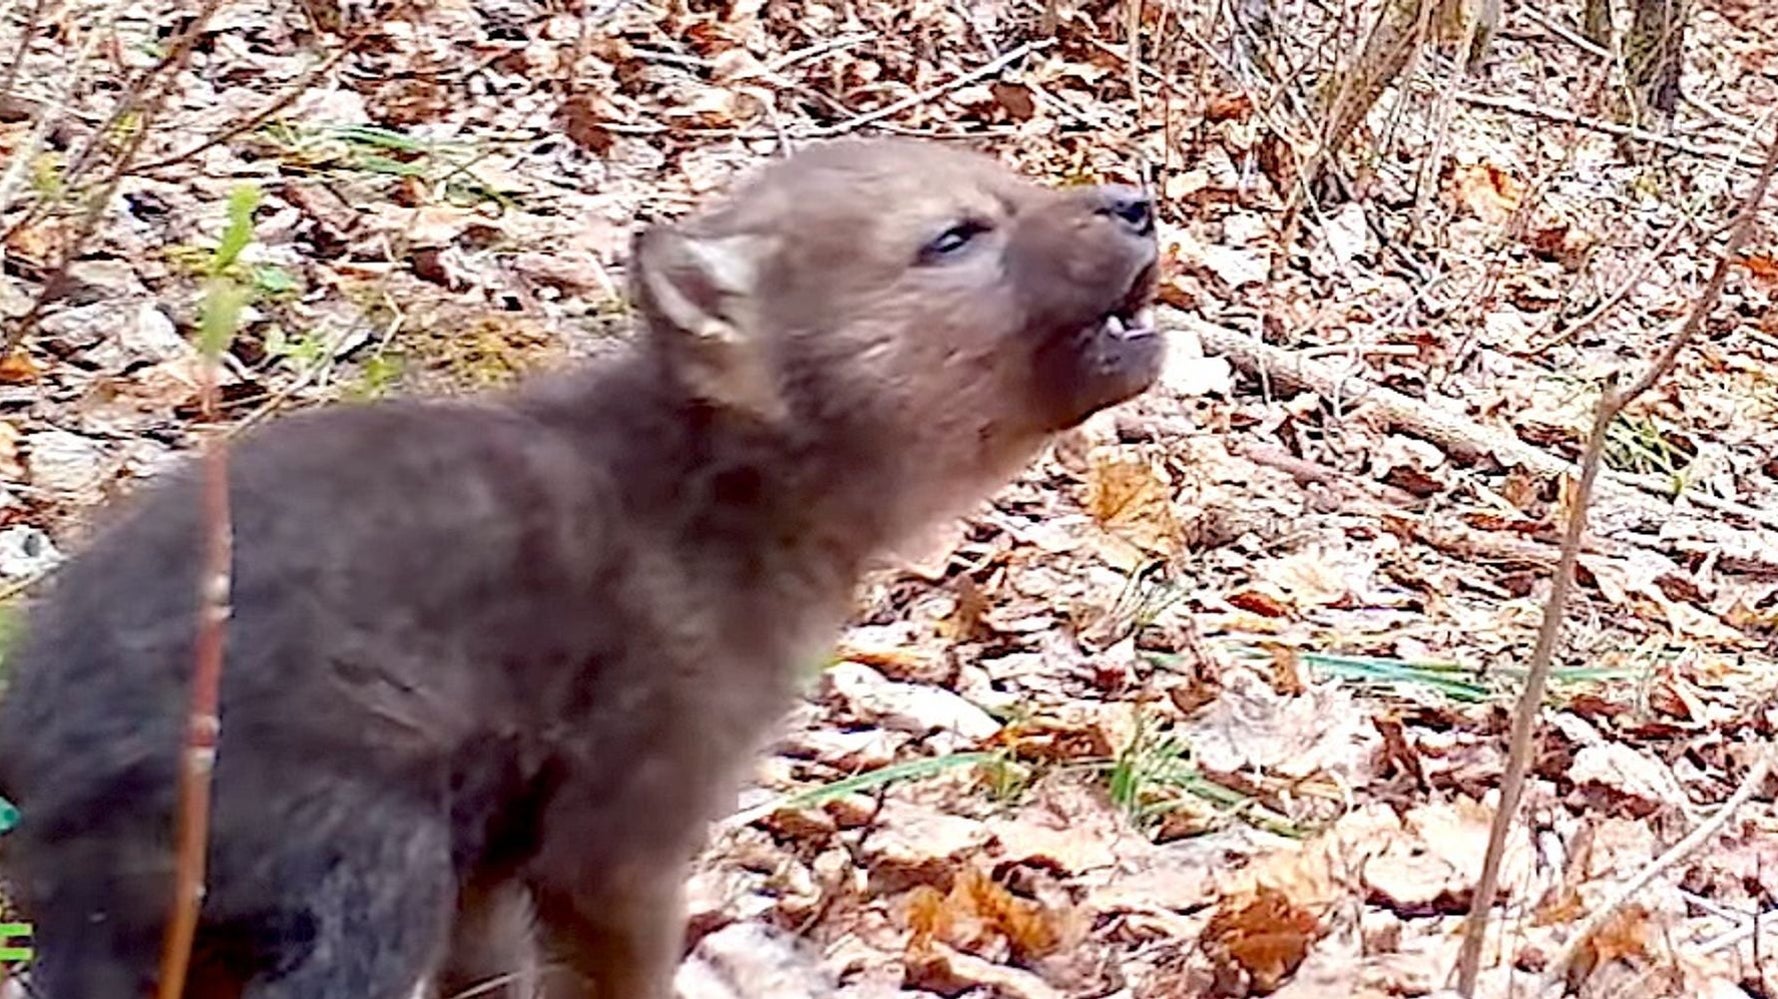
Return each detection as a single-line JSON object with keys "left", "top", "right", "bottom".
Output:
{"left": 632, "top": 138, "right": 1163, "bottom": 546}
{"left": 0, "top": 139, "right": 1160, "bottom": 999}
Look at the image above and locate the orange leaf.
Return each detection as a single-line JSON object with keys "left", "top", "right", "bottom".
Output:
{"left": 1200, "top": 886, "right": 1319, "bottom": 992}
{"left": 1451, "top": 162, "right": 1524, "bottom": 225}
{"left": 1226, "top": 587, "right": 1291, "bottom": 618}
{"left": 1742, "top": 252, "right": 1778, "bottom": 288}
{"left": 0, "top": 350, "right": 38, "bottom": 384}
{"left": 1206, "top": 92, "right": 1253, "bottom": 122}
{"left": 1086, "top": 450, "right": 1179, "bottom": 555}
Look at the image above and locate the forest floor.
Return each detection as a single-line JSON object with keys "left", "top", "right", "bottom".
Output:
{"left": 4, "top": 0, "right": 1778, "bottom": 996}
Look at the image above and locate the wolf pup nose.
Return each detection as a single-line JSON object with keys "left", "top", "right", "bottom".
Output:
{"left": 0, "top": 138, "right": 1162, "bottom": 999}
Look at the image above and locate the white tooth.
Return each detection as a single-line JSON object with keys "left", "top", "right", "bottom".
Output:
{"left": 1105, "top": 314, "right": 1126, "bottom": 336}
{"left": 1134, "top": 306, "right": 1155, "bottom": 329}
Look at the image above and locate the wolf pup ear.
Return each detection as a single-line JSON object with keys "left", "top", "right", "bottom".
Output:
{"left": 630, "top": 224, "right": 786, "bottom": 422}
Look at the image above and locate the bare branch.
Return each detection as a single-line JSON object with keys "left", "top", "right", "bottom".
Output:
{"left": 1452, "top": 126, "right": 1778, "bottom": 997}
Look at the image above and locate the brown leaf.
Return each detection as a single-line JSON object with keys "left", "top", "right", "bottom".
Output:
{"left": 937, "top": 574, "right": 994, "bottom": 643}
{"left": 991, "top": 81, "right": 1036, "bottom": 120}
{"left": 1450, "top": 162, "right": 1524, "bottom": 225}
{"left": 1579, "top": 903, "right": 1653, "bottom": 972}
{"left": 1225, "top": 587, "right": 1291, "bottom": 618}
{"left": 1372, "top": 713, "right": 1425, "bottom": 784}
{"left": 906, "top": 866, "right": 1060, "bottom": 961}
{"left": 1205, "top": 92, "right": 1253, "bottom": 122}
{"left": 1085, "top": 449, "right": 1179, "bottom": 554}
{"left": 0, "top": 421, "right": 21, "bottom": 481}
{"left": 1199, "top": 885, "right": 1318, "bottom": 994}
{"left": 1742, "top": 252, "right": 1778, "bottom": 288}
{"left": 1263, "top": 643, "right": 1304, "bottom": 695}
{"left": 0, "top": 350, "right": 39, "bottom": 384}
{"left": 556, "top": 93, "right": 615, "bottom": 155}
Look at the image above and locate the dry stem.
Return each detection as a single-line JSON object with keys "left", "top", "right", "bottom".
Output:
{"left": 1538, "top": 747, "right": 1773, "bottom": 993}
{"left": 154, "top": 322, "right": 236, "bottom": 999}
{"left": 1, "top": 0, "right": 227, "bottom": 360}
{"left": 1451, "top": 127, "right": 1778, "bottom": 997}
{"left": 133, "top": 0, "right": 424, "bottom": 176}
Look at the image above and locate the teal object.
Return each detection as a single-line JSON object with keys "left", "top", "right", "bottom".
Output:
{"left": 0, "top": 795, "right": 17, "bottom": 834}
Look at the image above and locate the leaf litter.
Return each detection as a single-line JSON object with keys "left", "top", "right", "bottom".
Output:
{"left": 6, "top": 0, "right": 1778, "bottom": 995}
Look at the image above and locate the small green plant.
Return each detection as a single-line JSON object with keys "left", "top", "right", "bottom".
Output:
{"left": 167, "top": 188, "right": 303, "bottom": 305}
{"left": 0, "top": 599, "right": 21, "bottom": 706}
{"left": 196, "top": 185, "right": 264, "bottom": 363}
{"left": 347, "top": 353, "right": 405, "bottom": 400}
{"left": 263, "top": 123, "right": 517, "bottom": 209}
{"left": 1605, "top": 412, "right": 1696, "bottom": 491}
{"left": 249, "top": 263, "right": 300, "bottom": 299}
{"left": 262, "top": 327, "right": 330, "bottom": 370}
{"left": 1104, "top": 709, "right": 1300, "bottom": 839}
{"left": 724, "top": 750, "right": 1006, "bottom": 829}
{"left": 27, "top": 153, "right": 64, "bottom": 202}
{"left": 1201, "top": 644, "right": 1634, "bottom": 705}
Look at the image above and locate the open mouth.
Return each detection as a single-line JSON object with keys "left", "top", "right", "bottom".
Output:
{"left": 1096, "top": 304, "right": 1158, "bottom": 342}
{"left": 1086, "top": 262, "right": 1160, "bottom": 344}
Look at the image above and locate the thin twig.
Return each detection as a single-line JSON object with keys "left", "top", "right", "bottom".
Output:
{"left": 1450, "top": 376, "right": 1615, "bottom": 996}
{"left": 133, "top": 0, "right": 424, "bottom": 176}
{"left": 1456, "top": 91, "right": 1767, "bottom": 170}
{"left": 1533, "top": 211, "right": 1700, "bottom": 350}
{"left": 0, "top": 0, "right": 107, "bottom": 219}
{"left": 154, "top": 347, "right": 235, "bottom": 999}
{"left": 1540, "top": 748, "right": 1772, "bottom": 992}
{"left": 1, "top": 0, "right": 226, "bottom": 361}
{"left": 1452, "top": 127, "right": 1778, "bottom": 997}
{"left": 0, "top": 565, "right": 52, "bottom": 604}
{"left": 1124, "top": 0, "right": 1142, "bottom": 122}
{"left": 759, "top": 31, "right": 876, "bottom": 76}
{"left": 821, "top": 40, "right": 1048, "bottom": 137}
{"left": 0, "top": 0, "right": 46, "bottom": 99}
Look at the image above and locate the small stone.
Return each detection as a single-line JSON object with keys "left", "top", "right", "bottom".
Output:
{"left": 0, "top": 526, "right": 62, "bottom": 578}
{"left": 760, "top": 806, "right": 836, "bottom": 842}
{"left": 64, "top": 258, "right": 148, "bottom": 302}
{"left": 117, "top": 302, "right": 189, "bottom": 363}
{"left": 778, "top": 726, "right": 905, "bottom": 771}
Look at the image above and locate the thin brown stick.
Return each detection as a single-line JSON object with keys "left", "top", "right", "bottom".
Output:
{"left": 0, "top": 0, "right": 46, "bottom": 99}
{"left": 1539, "top": 746, "right": 1772, "bottom": 992}
{"left": 1452, "top": 126, "right": 1778, "bottom": 997}
{"left": 0, "top": 0, "right": 226, "bottom": 361}
{"left": 153, "top": 438, "right": 231, "bottom": 999}
{"left": 1189, "top": 314, "right": 1778, "bottom": 533}
{"left": 1125, "top": 0, "right": 1142, "bottom": 121}
{"left": 133, "top": 0, "right": 423, "bottom": 176}
{"left": 821, "top": 40, "right": 1048, "bottom": 137}
{"left": 1450, "top": 375, "right": 1614, "bottom": 996}
{"left": 154, "top": 324, "right": 236, "bottom": 999}
{"left": 0, "top": 2, "right": 108, "bottom": 218}
{"left": 1531, "top": 208, "right": 1700, "bottom": 349}
{"left": 0, "top": 0, "right": 228, "bottom": 246}
{"left": 1456, "top": 90, "right": 1767, "bottom": 170}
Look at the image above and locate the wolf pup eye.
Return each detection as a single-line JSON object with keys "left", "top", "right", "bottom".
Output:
{"left": 918, "top": 220, "right": 991, "bottom": 264}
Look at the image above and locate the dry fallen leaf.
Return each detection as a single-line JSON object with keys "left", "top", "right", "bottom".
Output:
{"left": 1085, "top": 448, "right": 1179, "bottom": 555}
{"left": 0, "top": 350, "right": 38, "bottom": 384}
{"left": 1450, "top": 161, "right": 1524, "bottom": 225}
{"left": 905, "top": 864, "right": 1068, "bottom": 963}
{"left": 1199, "top": 885, "right": 1319, "bottom": 994}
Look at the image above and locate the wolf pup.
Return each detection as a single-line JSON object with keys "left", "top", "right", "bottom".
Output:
{"left": 0, "top": 138, "right": 1163, "bottom": 998}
